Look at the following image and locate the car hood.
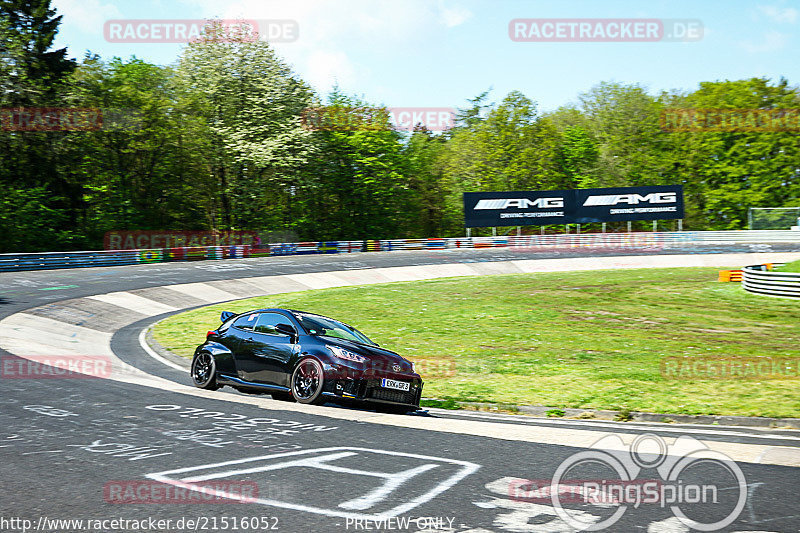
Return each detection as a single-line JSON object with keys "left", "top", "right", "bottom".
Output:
{"left": 323, "top": 338, "right": 416, "bottom": 373}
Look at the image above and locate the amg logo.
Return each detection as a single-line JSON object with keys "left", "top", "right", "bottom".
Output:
{"left": 474, "top": 198, "right": 564, "bottom": 210}
{"left": 583, "top": 192, "right": 677, "bottom": 206}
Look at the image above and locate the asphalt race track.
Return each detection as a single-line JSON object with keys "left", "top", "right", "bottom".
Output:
{"left": 2, "top": 246, "right": 800, "bottom": 533}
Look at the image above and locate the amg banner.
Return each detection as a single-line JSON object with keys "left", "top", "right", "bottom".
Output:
{"left": 463, "top": 185, "right": 683, "bottom": 227}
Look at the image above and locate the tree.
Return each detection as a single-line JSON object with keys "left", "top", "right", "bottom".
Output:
{"left": 663, "top": 78, "right": 800, "bottom": 229}
{"left": 61, "top": 56, "right": 206, "bottom": 240}
{"left": 173, "top": 22, "right": 316, "bottom": 231}
{"left": 0, "top": 0, "right": 75, "bottom": 106}
{"left": 560, "top": 125, "right": 598, "bottom": 188}
{"left": 435, "top": 91, "right": 568, "bottom": 234}
{"left": 0, "top": 0, "right": 79, "bottom": 251}
{"left": 403, "top": 129, "right": 451, "bottom": 236}
{"left": 577, "top": 82, "right": 671, "bottom": 189}
{"left": 298, "top": 90, "right": 411, "bottom": 240}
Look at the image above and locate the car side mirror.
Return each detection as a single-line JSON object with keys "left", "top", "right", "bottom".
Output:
{"left": 220, "top": 311, "right": 235, "bottom": 323}
{"left": 275, "top": 323, "right": 297, "bottom": 340}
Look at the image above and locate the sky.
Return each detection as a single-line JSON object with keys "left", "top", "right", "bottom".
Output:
{"left": 50, "top": 0, "right": 800, "bottom": 113}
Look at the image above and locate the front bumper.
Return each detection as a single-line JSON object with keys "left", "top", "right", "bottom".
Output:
{"left": 322, "top": 370, "right": 423, "bottom": 408}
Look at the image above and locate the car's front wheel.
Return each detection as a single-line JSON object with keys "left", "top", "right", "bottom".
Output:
{"left": 291, "top": 358, "right": 325, "bottom": 405}
{"left": 191, "top": 352, "right": 220, "bottom": 390}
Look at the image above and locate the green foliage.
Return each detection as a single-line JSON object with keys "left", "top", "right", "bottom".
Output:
{"left": 614, "top": 409, "right": 635, "bottom": 422}
{"left": 1, "top": 1, "right": 798, "bottom": 251}
{"left": 0, "top": 187, "right": 79, "bottom": 252}
{"left": 420, "top": 398, "right": 461, "bottom": 410}
{"left": 778, "top": 260, "right": 800, "bottom": 272}
{"left": 560, "top": 125, "right": 598, "bottom": 188}
{"left": 665, "top": 78, "right": 800, "bottom": 229}
{"left": 0, "top": 0, "right": 75, "bottom": 106}
{"left": 296, "top": 91, "right": 414, "bottom": 239}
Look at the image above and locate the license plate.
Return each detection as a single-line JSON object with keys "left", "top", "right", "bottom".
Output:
{"left": 381, "top": 378, "right": 410, "bottom": 391}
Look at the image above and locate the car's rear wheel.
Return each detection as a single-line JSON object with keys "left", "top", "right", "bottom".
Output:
{"left": 291, "top": 358, "right": 325, "bottom": 405}
{"left": 191, "top": 352, "right": 220, "bottom": 390}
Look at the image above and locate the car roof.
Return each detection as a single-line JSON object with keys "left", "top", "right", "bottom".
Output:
{"left": 240, "top": 308, "right": 336, "bottom": 322}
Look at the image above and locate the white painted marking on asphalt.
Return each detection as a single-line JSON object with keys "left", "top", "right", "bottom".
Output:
{"left": 21, "top": 450, "right": 63, "bottom": 455}
{"left": 138, "top": 327, "right": 186, "bottom": 372}
{"left": 23, "top": 405, "right": 78, "bottom": 418}
{"left": 475, "top": 476, "right": 601, "bottom": 531}
{"left": 147, "top": 447, "right": 480, "bottom": 520}
{"left": 338, "top": 463, "right": 440, "bottom": 511}
{"left": 648, "top": 517, "right": 691, "bottom": 532}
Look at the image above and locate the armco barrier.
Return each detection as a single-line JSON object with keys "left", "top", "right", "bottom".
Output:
{"left": 742, "top": 263, "right": 800, "bottom": 299}
{"left": 2, "top": 230, "right": 800, "bottom": 272}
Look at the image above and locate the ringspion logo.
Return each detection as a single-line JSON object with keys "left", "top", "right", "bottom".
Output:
{"left": 543, "top": 433, "right": 746, "bottom": 531}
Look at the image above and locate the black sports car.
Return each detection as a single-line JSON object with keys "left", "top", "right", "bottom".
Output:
{"left": 191, "top": 308, "right": 423, "bottom": 412}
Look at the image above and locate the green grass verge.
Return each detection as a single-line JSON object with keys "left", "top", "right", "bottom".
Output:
{"left": 153, "top": 267, "right": 800, "bottom": 418}
{"left": 778, "top": 259, "right": 800, "bottom": 273}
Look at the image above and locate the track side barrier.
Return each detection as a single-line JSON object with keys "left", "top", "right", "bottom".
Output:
{"left": 2, "top": 230, "right": 800, "bottom": 272}
{"left": 742, "top": 263, "right": 800, "bottom": 299}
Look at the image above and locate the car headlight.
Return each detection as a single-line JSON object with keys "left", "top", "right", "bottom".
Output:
{"left": 327, "top": 345, "right": 367, "bottom": 363}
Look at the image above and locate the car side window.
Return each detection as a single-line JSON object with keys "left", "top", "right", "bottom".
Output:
{"left": 233, "top": 313, "right": 259, "bottom": 331}
{"left": 254, "top": 312, "right": 291, "bottom": 336}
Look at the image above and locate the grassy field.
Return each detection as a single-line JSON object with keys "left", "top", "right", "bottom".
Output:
{"left": 153, "top": 267, "right": 800, "bottom": 418}
{"left": 778, "top": 259, "right": 800, "bottom": 272}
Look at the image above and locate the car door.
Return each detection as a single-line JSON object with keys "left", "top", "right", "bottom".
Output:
{"left": 228, "top": 312, "right": 260, "bottom": 380}
{"left": 239, "top": 312, "right": 297, "bottom": 386}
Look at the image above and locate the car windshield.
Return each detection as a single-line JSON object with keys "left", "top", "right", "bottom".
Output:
{"left": 292, "top": 312, "right": 376, "bottom": 346}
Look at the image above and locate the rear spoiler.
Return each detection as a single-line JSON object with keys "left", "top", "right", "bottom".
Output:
{"left": 220, "top": 311, "right": 235, "bottom": 322}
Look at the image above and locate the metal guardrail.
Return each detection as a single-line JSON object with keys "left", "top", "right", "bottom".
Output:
{"left": 2, "top": 230, "right": 800, "bottom": 272}
{"left": 742, "top": 263, "right": 800, "bottom": 299}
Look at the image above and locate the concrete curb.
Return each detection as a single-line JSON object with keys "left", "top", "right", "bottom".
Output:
{"left": 452, "top": 402, "right": 800, "bottom": 429}
{"left": 144, "top": 327, "right": 191, "bottom": 370}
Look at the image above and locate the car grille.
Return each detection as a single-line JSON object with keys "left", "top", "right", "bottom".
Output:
{"left": 368, "top": 388, "right": 416, "bottom": 405}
